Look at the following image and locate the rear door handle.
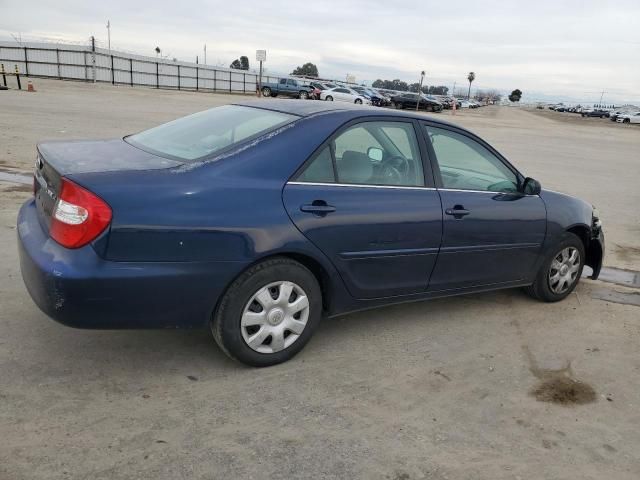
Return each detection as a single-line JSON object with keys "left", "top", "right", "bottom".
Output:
{"left": 445, "top": 205, "right": 470, "bottom": 218}
{"left": 301, "top": 202, "right": 336, "bottom": 216}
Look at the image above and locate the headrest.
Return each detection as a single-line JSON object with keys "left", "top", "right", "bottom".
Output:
{"left": 339, "top": 150, "right": 373, "bottom": 184}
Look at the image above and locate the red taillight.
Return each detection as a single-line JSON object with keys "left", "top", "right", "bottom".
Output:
{"left": 50, "top": 178, "right": 112, "bottom": 249}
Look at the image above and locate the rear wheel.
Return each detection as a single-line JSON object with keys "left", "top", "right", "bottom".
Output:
{"left": 211, "top": 257, "right": 322, "bottom": 367}
{"left": 394, "top": 102, "right": 403, "bottom": 109}
{"left": 355, "top": 98, "right": 363, "bottom": 104}
{"left": 525, "top": 233, "right": 585, "bottom": 302}
{"left": 299, "top": 90, "right": 309, "bottom": 100}
{"left": 262, "top": 87, "right": 272, "bottom": 97}
{"left": 325, "top": 95, "right": 333, "bottom": 101}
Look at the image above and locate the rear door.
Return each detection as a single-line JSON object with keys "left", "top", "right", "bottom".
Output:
{"left": 283, "top": 119, "right": 442, "bottom": 299}
{"left": 422, "top": 123, "right": 547, "bottom": 291}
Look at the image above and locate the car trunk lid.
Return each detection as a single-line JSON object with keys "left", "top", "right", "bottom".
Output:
{"left": 34, "top": 139, "right": 181, "bottom": 234}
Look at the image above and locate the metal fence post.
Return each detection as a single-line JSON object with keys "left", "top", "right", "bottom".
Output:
{"left": 1, "top": 64, "right": 6, "bottom": 87}
{"left": 213, "top": 69, "right": 216, "bottom": 92}
{"left": 56, "top": 48, "right": 61, "bottom": 79}
{"left": 229, "top": 72, "right": 232, "bottom": 93}
{"left": 196, "top": 66, "right": 199, "bottom": 91}
{"left": 24, "top": 47, "right": 29, "bottom": 76}
{"left": 156, "top": 62, "right": 159, "bottom": 89}
{"left": 129, "top": 58, "right": 133, "bottom": 86}
{"left": 177, "top": 65, "right": 181, "bottom": 90}
{"left": 110, "top": 55, "right": 115, "bottom": 84}
{"left": 243, "top": 73, "right": 246, "bottom": 93}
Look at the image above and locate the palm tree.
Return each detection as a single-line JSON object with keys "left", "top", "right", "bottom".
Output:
{"left": 467, "top": 71, "right": 476, "bottom": 99}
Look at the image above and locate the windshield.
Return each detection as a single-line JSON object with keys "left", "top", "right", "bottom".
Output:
{"left": 126, "top": 105, "right": 297, "bottom": 161}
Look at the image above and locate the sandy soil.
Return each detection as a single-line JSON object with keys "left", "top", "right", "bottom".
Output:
{"left": 1, "top": 79, "right": 639, "bottom": 480}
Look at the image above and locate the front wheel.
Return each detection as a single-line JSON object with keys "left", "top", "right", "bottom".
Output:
{"left": 262, "top": 87, "right": 272, "bottom": 97}
{"left": 354, "top": 98, "right": 362, "bottom": 104}
{"left": 325, "top": 95, "right": 333, "bottom": 101}
{"left": 525, "top": 233, "right": 585, "bottom": 302}
{"left": 299, "top": 90, "right": 309, "bottom": 100}
{"left": 211, "top": 257, "right": 322, "bottom": 367}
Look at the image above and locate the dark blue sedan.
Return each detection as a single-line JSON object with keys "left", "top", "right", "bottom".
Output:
{"left": 18, "top": 100, "right": 604, "bottom": 366}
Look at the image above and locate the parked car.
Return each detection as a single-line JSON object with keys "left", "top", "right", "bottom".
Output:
{"left": 616, "top": 112, "right": 640, "bottom": 124}
{"left": 391, "top": 93, "right": 443, "bottom": 111}
{"left": 320, "top": 87, "right": 371, "bottom": 104}
{"left": 369, "top": 88, "right": 392, "bottom": 106}
{"left": 610, "top": 111, "right": 630, "bottom": 122}
{"left": 260, "top": 78, "right": 313, "bottom": 99}
{"left": 458, "top": 100, "right": 475, "bottom": 109}
{"left": 351, "top": 86, "right": 386, "bottom": 106}
{"left": 19, "top": 101, "right": 604, "bottom": 366}
{"left": 581, "top": 109, "right": 609, "bottom": 118}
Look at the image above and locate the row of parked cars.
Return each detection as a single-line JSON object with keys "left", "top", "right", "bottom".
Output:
{"left": 259, "top": 77, "right": 483, "bottom": 113}
{"left": 542, "top": 103, "right": 640, "bottom": 124}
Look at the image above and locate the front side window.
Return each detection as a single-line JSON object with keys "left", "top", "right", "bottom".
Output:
{"left": 426, "top": 126, "right": 518, "bottom": 193}
{"left": 126, "top": 105, "right": 296, "bottom": 161}
{"left": 296, "top": 121, "right": 424, "bottom": 187}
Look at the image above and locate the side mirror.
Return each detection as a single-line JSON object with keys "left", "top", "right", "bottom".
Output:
{"left": 367, "top": 147, "right": 383, "bottom": 162}
{"left": 522, "top": 177, "right": 541, "bottom": 195}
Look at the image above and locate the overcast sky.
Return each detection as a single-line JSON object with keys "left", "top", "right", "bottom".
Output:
{"left": 1, "top": 0, "right": 639, "bottom": 102}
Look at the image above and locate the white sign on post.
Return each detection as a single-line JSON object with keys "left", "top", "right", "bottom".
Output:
{"left": 256, "top": 50, "right": 267, "bottom": 62}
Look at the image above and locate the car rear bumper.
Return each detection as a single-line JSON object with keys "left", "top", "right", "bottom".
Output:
{"left": 18, "top": 199, "right": 248, "bottom": 329}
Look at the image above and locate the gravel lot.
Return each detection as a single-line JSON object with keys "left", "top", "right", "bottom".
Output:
{"left": 1, "top": 79, "right": 639, "bottom": 480}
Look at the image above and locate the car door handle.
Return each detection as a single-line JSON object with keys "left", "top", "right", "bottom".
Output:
{"left": 301, "top": 202, "right": 336, "bottom": 216}
{"left": 445, "top": 206, "right": 470, "bottom": 218}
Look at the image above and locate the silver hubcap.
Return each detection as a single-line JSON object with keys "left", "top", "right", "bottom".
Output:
{"left": 241, "top": 281, "right": 310, "bottom": 354}
{"left": 548, "top": 247, "right": 580, "bottom": 294}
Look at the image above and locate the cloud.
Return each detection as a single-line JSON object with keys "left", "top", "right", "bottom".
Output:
{"left": 1, "top": 0, "right": 638, "bottom": 102}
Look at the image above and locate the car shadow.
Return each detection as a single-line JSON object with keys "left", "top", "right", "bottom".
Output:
{"left": 24, "top": 287, "right": 538, "bottom": 374}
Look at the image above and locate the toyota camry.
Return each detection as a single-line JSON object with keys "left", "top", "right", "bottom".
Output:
{"left": 18, "top": 100, "right": 604, "bottom": 366}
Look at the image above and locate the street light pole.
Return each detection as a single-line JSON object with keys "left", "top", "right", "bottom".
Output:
{"left": 106, "top": 20, "right": 111, "bottom": 54}
{"left": 416, "top": 70, "right": 425, "bottom": 111}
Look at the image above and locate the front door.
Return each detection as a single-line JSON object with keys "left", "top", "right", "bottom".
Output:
{"left": 423, "top": 124, "right": 547, "bottom": 291}
{"left": 283, "top": 119, "right": 442, "bottom": 299}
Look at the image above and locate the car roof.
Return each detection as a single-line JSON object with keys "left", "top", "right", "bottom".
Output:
{"left": 233, "top": 99, "right": 460, "bottom": 128}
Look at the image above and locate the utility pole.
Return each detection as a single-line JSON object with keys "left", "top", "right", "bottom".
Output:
{"left": 204, "top": 44, "right": 207, "bottom": 65}
{"left": 90, "top": 35, "right": 96, "bottom": 83}
{"left": 106, "top": 20, "right": 111, "bottom": 54}
{"left": 416, "top": 71, "right": 425, "bottom": 111}
{"left": 599, "top": 89, "right": 606, "bottom": 107}
{"left": 452, "top": 81, "right": 456, "bottom": 97}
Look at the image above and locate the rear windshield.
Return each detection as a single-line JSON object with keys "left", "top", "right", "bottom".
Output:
{"left": 125, "top": 105, "right": 297, "bottom": 161}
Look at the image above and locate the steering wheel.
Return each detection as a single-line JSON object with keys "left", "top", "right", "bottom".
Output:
{"left": 380, "top": 155, "right": 409, "bottom": 184}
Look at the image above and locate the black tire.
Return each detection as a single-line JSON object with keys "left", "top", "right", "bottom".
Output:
{"left": 299, "top": 90, "right": 309, "bottom": 100}
{"left": 624, "top": 118, "right": 630, "bottom": 124}
{"left": 211, "top": 257, "right": 322, "bottom": 367}
{"left": 262, "top": 87, "right": 271, "bottom": 97}
{"left": 355, "top": 98, "right": 363, "bottom": 104}
{"left": 394, "top": 102, "right": 403, "bottom": 109}
{"left": 525, "top": 233, "right": 585, "bottom": 302}
{"left": 325, "top": 95, "right": 333, "bottom": 101}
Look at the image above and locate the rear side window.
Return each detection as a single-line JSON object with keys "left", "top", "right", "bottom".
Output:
{"left": 126, "top": 105, "right": 296, "bottom": 161}
{"left": 295, "top": 121, "right": 424, "bottom": 187}
{"left": 296, "top": 147, "right": 335, "bottom": 183}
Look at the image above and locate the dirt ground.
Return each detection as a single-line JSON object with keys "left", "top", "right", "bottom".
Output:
{"left": 1, "top": 79, "right": 639, "bottom": 480}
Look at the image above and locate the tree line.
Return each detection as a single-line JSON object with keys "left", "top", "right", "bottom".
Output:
{"left": 372, "top": 79, "right": 449, "bottom": 95}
